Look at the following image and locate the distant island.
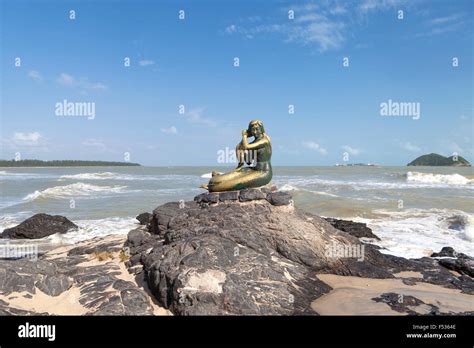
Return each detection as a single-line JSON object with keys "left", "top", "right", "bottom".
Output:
{"left": 407, "top": 153, "right": 471, "bottom": 167}
{"left": 0, "top": 160, "right": 141, "bottom": 167}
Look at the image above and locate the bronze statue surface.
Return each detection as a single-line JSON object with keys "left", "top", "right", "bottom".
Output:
{"left": 200, "top": 120, "right": 272, "bottom": 192}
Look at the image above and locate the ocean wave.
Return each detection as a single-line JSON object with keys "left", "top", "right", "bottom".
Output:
{"left": 0, "top": 212, "right": 33, "bottom": 232}
{"left": 46, "top": 217, "right": 137, "bottom": 243}
{"left": 58, "top": 172, "right": 199, "bottom": 181}
{"left": 273, "top": 174, "right": 473, "bottom": 191}
{"left": 59, "top": 172, "right": 118, "bottom": 180}
{"left": 406, "top": 172, "right": 472, "bottom": 185}
{"left": 0, "top": 171, "right": 55, "bottom": 180}
{"left": 279, "top": 183, "right": 338, "bottom": 197}
{"left": 22, "top": 182, "right": 130, "bottom": 201}
{"left": 353, "top": 209, "right": 474, "bottom": 258}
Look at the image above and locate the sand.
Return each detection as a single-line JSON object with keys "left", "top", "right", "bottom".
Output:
{"left": 311, "top": 274, "right": 474, "bottom": 315}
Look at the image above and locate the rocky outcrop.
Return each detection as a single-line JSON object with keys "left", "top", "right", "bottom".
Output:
{"left": 136, "top": 212, "right": 152, "bottom": 225}
{"left": 1, "top": 213, "right": 78, "bottom": 239}
{"left": 126, "top": 191, "right": 474, "bottom": 315}
{"left": 193, "top": 187, "right": 291, "bottom": 205}
{"left": 0, "top": 234, "right": 168, "bottom": 315}
{"left": 431, "top": 247, "right": 474, "bottom": 277}
{"left": 324, "top": 218, "right": 380, "bottom": 240}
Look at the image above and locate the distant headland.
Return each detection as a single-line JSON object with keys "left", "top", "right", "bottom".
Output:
{"left": 407, "top": 153, "right": 471, "bottom": 167}
{"left": 0, "top": 160, "right": 141, "bottom": 167}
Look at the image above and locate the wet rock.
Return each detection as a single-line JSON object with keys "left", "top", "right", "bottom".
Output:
{"left": 1, "top": 213, "right": 78, "bottom": 239}
{"left": 431, "top": 247, "right": 474, "bottom": 277}
{"left": 431, "top": 246, "right": 458, "bottom": 258}
{"left": 136, "top": 212, "right": 152, "bottom": 225}
{"left": 325, "top": 218, "right": 380, "bottom": 240}
{"left": 438, "top": 258, "right": 474, "bottom": 277}
{"left": 372, "top": 292, "right": 439, "bottom": 315}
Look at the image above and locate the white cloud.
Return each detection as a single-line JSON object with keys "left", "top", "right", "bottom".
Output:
{"left": 139, "top": 60, "right": 155, "bottom": 66}
{"left": 225, "top": 24, "right": 237, "bottom": 34}
{"left": 81, "top": 139, "right": 107, "bottom": 151}
{"left": 429, "top": 14, "right": 463, "bottom": 25}
{"left": 28, "top": 70, "right": 43, "bottom": 81}
{"left": 182, "top": 108, "right": 216, "bottom": 127}
{"left": 357, "top": 0, "right": 406, "bottom": 15}
{"left": 57, "top": 73, "right": 75, "bottom": 86}
{"left": 160, "top": 126, "right": 178, "bottom": 134}
{"left": 57, "top": 73, "right": 107, "bottom": 91}
{"left": 417, "top": 12, "right": 467, "bottom": 37}
{"left": 303, "top": 141, "right": 328, "bottom": 155}
{"left": 401, "top": 141, "right": 421, "bottom": 152}
{"left": 341, "top": 145, "right": 361, "bottom": 155}
{"left": 223, "top": 1, "right": 408, "bottom": 52}
{"left": 13, "top": 132, "right": 43, "bottom": 146}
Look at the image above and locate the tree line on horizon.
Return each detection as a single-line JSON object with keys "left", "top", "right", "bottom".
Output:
{"left": 0, "top": 159, "right": 141, "bottom": 167}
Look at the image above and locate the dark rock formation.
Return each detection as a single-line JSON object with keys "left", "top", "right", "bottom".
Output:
{"left": 136, "top": 212, "right": 152, "bottom": 225}
{"left": 125, "top": 190, "right": 474, "bottom": 315}
{"left": 1, "top": 213, "right": 78, "bottom": 239}
{"left": 194, "top": 187, "right": 291, "bottom": 206}
{"left": 372, "top": 293, "right": 439, "bottom": 315}
{"left": 324, "top": 218, "right": 380, "bottom": 240}
{"left": 266, "top": 191, "right": 293, "bottom": 206}
{"left": 431, "top": 247, "right": 474, "bottom": 277}
{"left": 0, "top": 235, "right": 161, "bottom": 315}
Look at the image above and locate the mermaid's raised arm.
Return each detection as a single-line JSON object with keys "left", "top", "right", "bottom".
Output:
{"left": 241, "top": 137, "right": 267, "bottom": 150}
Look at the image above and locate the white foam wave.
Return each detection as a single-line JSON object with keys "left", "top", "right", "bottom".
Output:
{"left": 279, "top": 184, "right": 299, "bottom": 191}
{"left": 406, "top": 172, "right": 472, "bottom": 186}
{"left": 58, "top": 172, "right": 199, "bottom": 181}
{"left": 273, "top": 174, "right": 474, "bottom": 191}
{"left": 353, "top": 209, "right": 474, "bottom": 258}
{"left": 46, "top": 217, "right": 137, "bottom": 243}
{"left": 22, "top": 182, "right": 130, "bottom": 201}
{"left": 279, "top": 183, "right": 338, "bottom": 197}
{"left": 200, "top": 172, "right": 213, "bottom": 179}
{"left": 59, "top": 172, "right": 118, "bottom": 180}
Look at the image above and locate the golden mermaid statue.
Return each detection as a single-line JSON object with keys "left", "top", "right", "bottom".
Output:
{"left": 200, "top": 119, "right": 272, "bottom": 192}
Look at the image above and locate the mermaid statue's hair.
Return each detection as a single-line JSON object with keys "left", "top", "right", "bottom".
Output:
{"left": 247, "top": 119, "right": 265, "bottom": 135}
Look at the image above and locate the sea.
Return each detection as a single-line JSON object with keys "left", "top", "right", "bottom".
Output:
{"left": 0, "top": 166, "right": 473, "bottom": 259}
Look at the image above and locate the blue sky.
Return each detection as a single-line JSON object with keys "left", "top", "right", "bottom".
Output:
{"left": 1, "top": 0, "right": 472, "bottom": 166}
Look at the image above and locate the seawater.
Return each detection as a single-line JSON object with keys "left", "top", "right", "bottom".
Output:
{"left": 1, "top": 166, "right": 473, "bottom": 258}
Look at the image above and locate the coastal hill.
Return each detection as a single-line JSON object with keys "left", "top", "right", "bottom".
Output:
{"left": 407, "top": 153, "right": 471, "bottom": 167}
{"left": 0, "top": 159, "right": 141, "bottom": 167}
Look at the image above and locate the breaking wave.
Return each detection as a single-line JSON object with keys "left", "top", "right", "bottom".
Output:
{"left": 406, "top": 172, "right": 472, "bottom": 186}
{"left": 22, "top": 182, "right": 130, "bottom": 201}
